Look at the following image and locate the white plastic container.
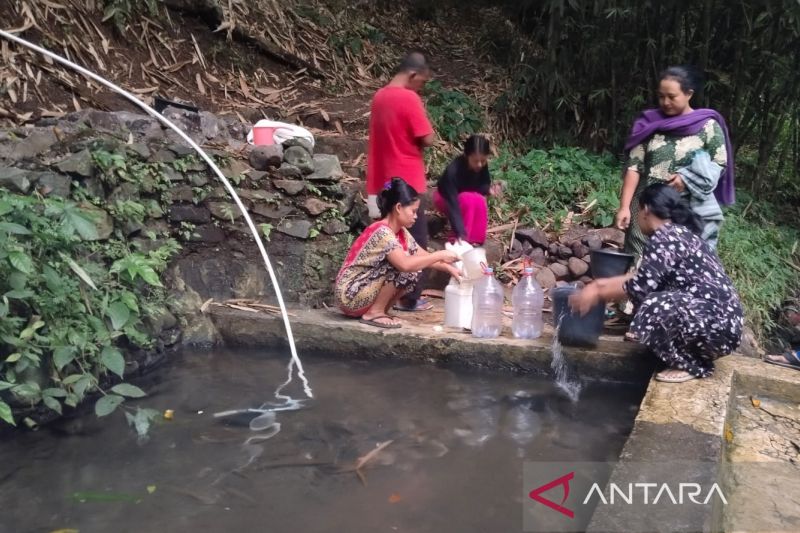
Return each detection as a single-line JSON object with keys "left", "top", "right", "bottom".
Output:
{"left": 444, "top": 280, "right": 474, "bottom": 329}
{"left": 461, "top": 247, "right": 488, "bottom": 281}
{"left": 512, "top": 267, "right": 544, "bottom": 339}
{"left": 471, "top": 267, "right": 504, "bottom": 338}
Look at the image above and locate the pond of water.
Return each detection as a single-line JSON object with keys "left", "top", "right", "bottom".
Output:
{"left": 0, "top": 349, "right": 645, "bottom": 533}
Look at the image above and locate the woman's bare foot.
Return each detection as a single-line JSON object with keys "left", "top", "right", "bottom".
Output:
{"left": 655, "top": 369, "right": 698, "bottom": 383}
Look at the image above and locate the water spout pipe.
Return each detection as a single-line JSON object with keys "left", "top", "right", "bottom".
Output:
{"left": 0, "top": 29, "right": 313, "bottom": 400}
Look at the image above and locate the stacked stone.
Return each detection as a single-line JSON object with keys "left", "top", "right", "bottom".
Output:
{"left": 506, "top": 226, "right": 626, "bottom": 289}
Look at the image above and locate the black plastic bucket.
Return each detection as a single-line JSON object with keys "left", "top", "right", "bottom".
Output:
{"left": 551, "top": 286, "right": 605, "bottom": 347}
{"left": 590, "top": 249, "right": 635, "bottom": 279}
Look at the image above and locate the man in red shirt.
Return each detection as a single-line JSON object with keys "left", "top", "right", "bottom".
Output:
{"left": 366, "top": 52, "right": 436, "bottom": 311}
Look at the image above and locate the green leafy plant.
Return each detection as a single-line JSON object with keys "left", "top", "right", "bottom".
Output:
{"left": 489, "top": 145, "right": 620, "bottom": 227}
{"left": 0, "top": 189, "right": 178, "bottom": 432}
{"left": 424, "top": 81, "right": 484, "bottom": 145}
{"left": 102, "top": 0, "right": 160, "bottom": 33}
{"left": 259, "top": 223, "right": 274, "bottom": 242}
{"left": 718, "top": 193, "right": 800, "bottom": 341}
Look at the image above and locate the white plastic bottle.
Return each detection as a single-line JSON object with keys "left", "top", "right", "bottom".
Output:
{"left": 512, "top": 267, "right": 544, "bottom": 339}
{"left": 471, "top": 267, "right": 504, "bottom": 338}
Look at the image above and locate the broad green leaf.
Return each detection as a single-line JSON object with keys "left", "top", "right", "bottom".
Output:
{"left": 106, "top": 301, "right": 131, "bottom": 331}
{"left": 0, "top": 401, "right": 15, "bottom": 426}
{"left": 41, "top": 265, "right": 63, "bottom": 292}
{"left": 0, "top": 200, "right": 11, "bottom": 216}
{"left": 100, "top": 346, "right": 125, "bottom": 377}
{"left": 65, "top": 393, "right": 79, "bottom": 407}
{"left": 60, "top": 253, "right": 98, "bottom": 290}
{"left": 64, "top": 206, "right": 99, "bottom": 240}
{"left": 8, "top": 271, "right": 26, "bottom": 291}
{"left": 0, "top": 222, "right": 31, "bottom": 235}
{"left": 5, "top": 353, "right": 21, "bottom": 363}
{"left": 120, "top": 291, "right": 139, "bottom": 313}
{"left": 131, "top": 407, "right": 155, "bottom": 437}
{"left": 42, "top": 387, "right": 68, "bottom": 398}
{"left": 20, "top": 320, "right": 45, "bottom": 341}
{"left": 9, "top": 251, "right": 33, "bottom": 274}
{"left": 4, "top": 289, "right": 34, "bottom": 299}
{"left": 3, "top": 289, "right": 36, "bottom": 300}
{"left": 138, "top": 265, "right": 162, "bottom": 287}
{"left": 110, "top": 383, "right": 146, "bottom": 398}
{"left": 53, "top": 346, "right": 76, "bottom": 371}
{"left": 74, "top": 375, "right": 93, "bottom": 397}
{"left": 11, "top": 382, "right": 40, "bottom": 400}
{"left": 62, "top": 374, "right": 83, "bottom": 385}
{"left": 95, "top": 394, "right": 124, "bottom": 417}
{"left": 43, "top": 396, "right": 62, "bottom": 415}
{"left": 0, "top": 381, "right": 14, "bottom": 391}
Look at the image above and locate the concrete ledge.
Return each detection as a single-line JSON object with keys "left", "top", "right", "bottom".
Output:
{"left": 208, "top": 305, "right": 654, "bottom": 383}
{"left": 588, "top": 356, "right": 800, "bottom": 533}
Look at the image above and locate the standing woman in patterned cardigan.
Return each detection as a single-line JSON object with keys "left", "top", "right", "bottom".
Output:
{"left": 572, "top": 184, "right": 743, "bottom": 383}
{"left": 615, "top": 66, "right": 736, "bottom": 259}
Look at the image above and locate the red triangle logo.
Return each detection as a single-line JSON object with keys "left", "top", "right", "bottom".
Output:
{"left": 528, "top": 471, "right": 575, "bottom": 518}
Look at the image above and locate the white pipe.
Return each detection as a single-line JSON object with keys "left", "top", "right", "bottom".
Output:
{"left": 0, "top": 29, "right": 313, "bottom": 400}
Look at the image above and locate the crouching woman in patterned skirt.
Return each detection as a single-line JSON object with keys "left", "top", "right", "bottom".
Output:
{"left": 334, "top": 178, "right": 460, "bottom": 329}
{"left": 570, "top": 183, "right": 743, "bottom": 382}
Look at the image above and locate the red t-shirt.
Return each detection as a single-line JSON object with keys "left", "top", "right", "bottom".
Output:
{"left": 366, "top": 85, "right": 434, "bottom": 194}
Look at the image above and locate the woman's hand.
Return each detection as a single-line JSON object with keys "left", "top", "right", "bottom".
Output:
{"left": 569, "top": 284, "right": 601, "bottom": 316}
{"left": 615, "top": 206, "right": 631, "bottom": 230}
{"left": 444, "top": 263, "right": 462, "bottom": 282}
{"left": 668, "top": 174, "right": 685, "bottom": 193}
{"left": 489, "top": 182, "right": 503, "bottom": 197}
{"left": 436, "top": 250, "right": 460, "bottom": 264}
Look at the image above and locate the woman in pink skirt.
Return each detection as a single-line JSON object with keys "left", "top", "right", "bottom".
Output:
{"left": 434, "top": 135, "right": 501, "bottom": 246}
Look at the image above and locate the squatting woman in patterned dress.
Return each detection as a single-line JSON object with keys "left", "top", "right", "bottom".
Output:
{"left": 572, "top": 184, "right": 743, "bottom": 383}
{"left": 335, "top": 178, "right": 460, "bottom": 329}
{"left": 615, "top": 66, "right": 736, "bottom": 259}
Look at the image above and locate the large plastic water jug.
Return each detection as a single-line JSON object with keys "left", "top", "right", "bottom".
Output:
{"left": 512, "top": 267, "right": 544, "bottom": 339}
{"left": 462, "top": 247, "right": 488, "bottom": 281}
{"left": 471, "top": 267, "right": 504, "bottom": 338}
{"left": 444, "top": 280, "right": 474, "bottom": 329}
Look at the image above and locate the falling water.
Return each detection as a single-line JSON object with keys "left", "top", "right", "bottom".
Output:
{"left": 551, "top": 316, "right": 582, "bottom": 402}
{"left": 0, "top": 30, "right": 313, "bottom": 427}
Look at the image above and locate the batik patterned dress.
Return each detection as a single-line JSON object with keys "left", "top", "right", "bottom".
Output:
{"left": 626, "top": 119, "right": 728, "bottom": 258}
{"left": 335, "top": 221, "right": 419, "bottom": 316}
{"left": 623, "top": 223, "right": 743, "bottom": 377}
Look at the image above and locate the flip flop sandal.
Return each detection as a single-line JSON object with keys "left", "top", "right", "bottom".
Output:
{"left": 359, "top": 314, "right": 401, "bottom": 329}
{"left": 393, "top": 298, "right": 434, "bottom": 312}
{"left": 763, "top": 349, "right": 800, "bottom": 371}
{"left": 655, "top": 370, "right": 698, "bottom": 383}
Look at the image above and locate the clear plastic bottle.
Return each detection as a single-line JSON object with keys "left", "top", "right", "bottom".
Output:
{"left": 471, "top": 267, "right": 504, "bottom": 338}
{"left": 512, "top": 267, "right": 544, "bottom": 339}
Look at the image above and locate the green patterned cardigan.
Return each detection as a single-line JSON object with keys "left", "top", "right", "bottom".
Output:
{"left": 624, "top": 118, "right": 727, "bottom": 259}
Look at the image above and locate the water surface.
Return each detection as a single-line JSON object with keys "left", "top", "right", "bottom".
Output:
{"left": 0, "top": 349, "right": 644, "bottom": 533}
